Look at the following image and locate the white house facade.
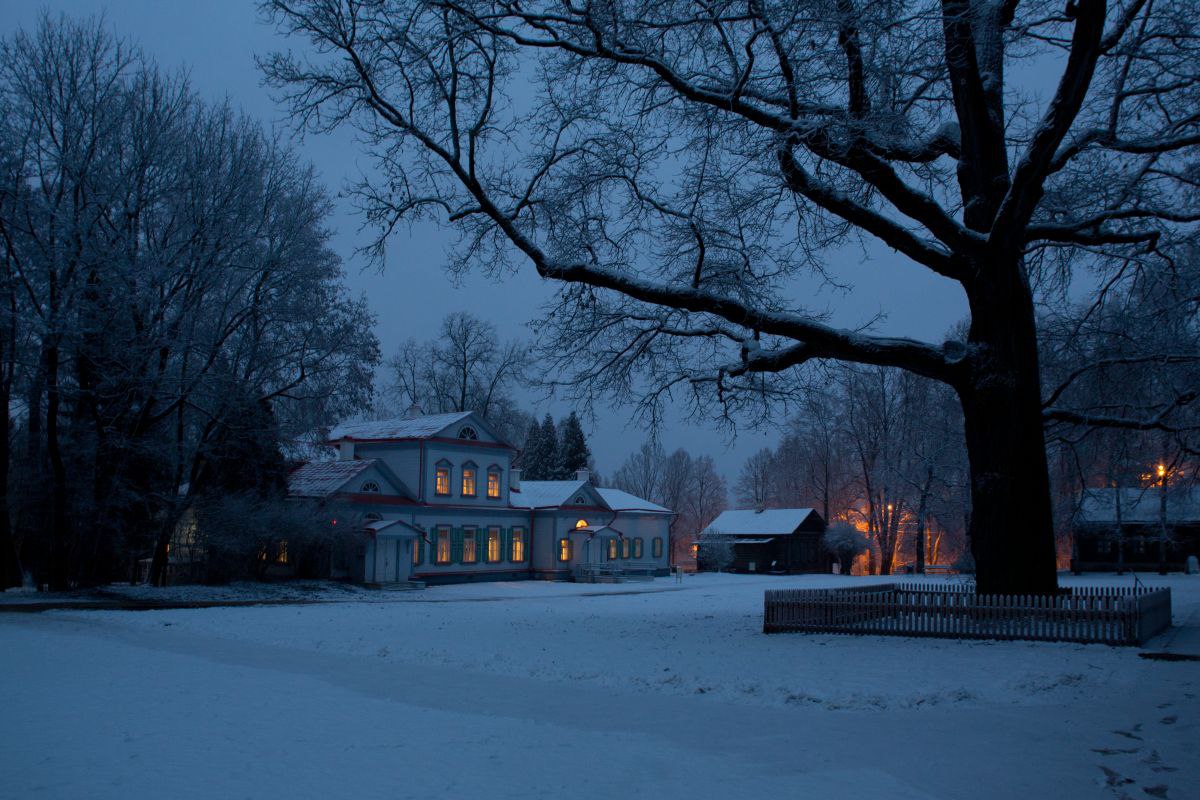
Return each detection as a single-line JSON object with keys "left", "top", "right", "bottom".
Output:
{"left": 287, "top": 411, "right": 673, "bottom": 585}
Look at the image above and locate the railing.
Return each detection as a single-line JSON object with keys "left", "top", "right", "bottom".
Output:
{"left": 763, "top": 584, "right": 1172, "bottom": 646}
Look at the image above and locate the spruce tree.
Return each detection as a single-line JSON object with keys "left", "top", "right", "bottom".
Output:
{"left": 538, "top": 414, "right": 559, "bottom": 479}
{"left": 556, "top": 412, "right": 591, "bottom": 480}
{"left": 519, "top": 420, "right": 545, "bottom": 480}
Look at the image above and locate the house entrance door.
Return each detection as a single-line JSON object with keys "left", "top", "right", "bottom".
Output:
{"left": 381, "top": 539, "right": 397, "bottom": 582}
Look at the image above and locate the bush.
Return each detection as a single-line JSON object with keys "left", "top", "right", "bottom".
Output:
{"left": 822, "top": 522, "right": 869, "bottom": 573}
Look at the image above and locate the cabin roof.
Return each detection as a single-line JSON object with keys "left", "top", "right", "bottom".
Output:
{"left": 288, "top": 460, "right": 379, "bottom": 498}
{"left": 1076, "top": 487, "right": 1200, "bottom": 525}
{"left": 701, "top": 508, "right": 820, "bottom": 536}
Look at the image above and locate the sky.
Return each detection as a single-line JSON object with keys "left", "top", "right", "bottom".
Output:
{"left": 0, "top": 1, "right": 968, "bottom": 487}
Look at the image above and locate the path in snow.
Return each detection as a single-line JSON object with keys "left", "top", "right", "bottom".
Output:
{"left": 2, "top": 573, "right": 1197, "bottom": 799}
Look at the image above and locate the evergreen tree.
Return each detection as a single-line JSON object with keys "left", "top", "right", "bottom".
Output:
{"left": 556, "top": 412, "right": 591, "bottom": 480}
{"left": 535, "top": 414, "right": 559, "bottom": 480}
{"left": 519, "top": 417, "right": 552, "bottom": 480}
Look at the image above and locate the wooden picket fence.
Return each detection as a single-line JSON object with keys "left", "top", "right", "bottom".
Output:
{"left": 763, "top": 583, "right": 1172, "bottom": 646}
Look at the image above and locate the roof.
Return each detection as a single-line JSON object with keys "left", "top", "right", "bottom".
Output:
{"left": 288, "top": 460, "right": 379, "bottom": 498}
{"left": 701, "top": 508, "right": 820, "bottom": 537}
{"left": 364, "top": 518, "right": 421, "bottom": 537}
{"left": 732, "top": 537, "right": 776, "bottom": 544}
{"left": 508, "top": 481, "right": 673, "bottom": 514}
{"left": 1076, "top": 487, "right": 1200, "bottom": 525}
{"left": 596, "top": 487, "right": 672, "bottom": 514}
{"left": 329, "top": 411, "right": 478, "bottom": 442}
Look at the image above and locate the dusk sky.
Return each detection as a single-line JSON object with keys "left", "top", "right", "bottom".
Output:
{"left": 1, "top": 0, "right": 968, "bottom": 483}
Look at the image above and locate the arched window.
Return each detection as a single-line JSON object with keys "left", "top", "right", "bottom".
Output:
{"left": 572, "top": 495, "right": 587, "bottom": 505}
{"left": 360, "top": 481, "right": 381, "bottom": 494}
{"left": 364, "top": 512, "right": 382, "bottom": 523}
{"left": 457, "top": 425, "right": 478, "bottom": 440}
{"left": 575, "top": 519, "right": 589, "bottom": 529}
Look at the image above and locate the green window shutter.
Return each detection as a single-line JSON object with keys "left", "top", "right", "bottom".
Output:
{"left": 502, "top": 527, "right": 511, "bottom": 562}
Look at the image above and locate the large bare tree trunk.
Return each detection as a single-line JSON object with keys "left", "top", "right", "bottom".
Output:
{"left": 960, "top": 266, "right": 1059, "bottom": 595}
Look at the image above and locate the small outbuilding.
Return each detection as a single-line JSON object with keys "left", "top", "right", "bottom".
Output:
{"left": 698, "top": 508, "right": 828, "bottom": 574}
{"left": 1072, "top": 486, "right": 1200, "bottom": 572}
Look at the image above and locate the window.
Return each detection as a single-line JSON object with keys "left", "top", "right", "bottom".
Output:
{"left": 575, "top": 519, "right": 589, "bottom": 529}
{"left": 462, "top": 527, "right": 477, "bottom": 563}
{"left": 360, "top": 480, "right": 381, "bottom": 494}
{"left": 633, "top": 538, "right": 643, "bottom": 559}
{"left": 487, "top": 527, "right": 501, "bottom": 562}
{"left": 457, "top": 425, "right": 478, "bottom": 440}
{"left": 461, "top": 463, "right": 477, "bottom": 497}
{"left": 621, "top": 537, "right": 631, "bottom": 559}
{"left": 435, "top": 462, "right": 451, "bottom": 496}
{"left": 653, "top": 537, "right": 663, "bottom": 558}
{"left": 558, "top": 538, "right": 572, "bottom": 562}
{"left": 436, "top": 527, "right": 451, "bottom": 564}
{"left": 607, "top": 538, "right": 618, "bottom": 560}
{"left": 487, "top": 467, "right": 501, "bottom": 499}
{"left": 363, "top": 512, "right": 382, "bottom": 524}
{"left": 276, "top": 539, "right": 289, "bottom": 565}
{"left": 413, "top": 533, "right": 424, "bottom": 566}
{"left": 511, "top": 528, "right": 526, "bottom": 562}
{"left": 573, "top": 495, "right": 587, "bottom": 505}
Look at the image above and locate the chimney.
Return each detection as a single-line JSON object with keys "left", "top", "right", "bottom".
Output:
{"left": 403, "top": 403, "right": 423, "bottom": 419}
{"left": 338, "top": 440, "right": 355, "bottom": 461}
{"left": 510, "top": 468, "right": 522, "bottom": 491}
{"left": 575, "top": 469, "right": 591, "bottom": 484}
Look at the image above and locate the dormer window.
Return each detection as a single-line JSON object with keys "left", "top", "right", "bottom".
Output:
{"left": 486, "top": 466, "right": 501, "bottom": 499}
{"left": 435, "top": 461, "right": 451, "bottom": 496}
{"left": 573, "top": 495, "right": 587, "bottom": 505}
{"left": 457, "top": 425, "right": 478, "bottom": 440}
{"left": 360, "top": 481, "right": 381, "bottom": 494}
{"left": 461, "top": 462, "right": 477, "bottom": 497}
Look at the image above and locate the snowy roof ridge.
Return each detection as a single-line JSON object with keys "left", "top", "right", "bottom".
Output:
{"left": 701, "top": 508, "right": 819, "bottom": 536}
{"left": 509, "top": 481, "right": 672, "bottom": 514}
{"left": 328, "top": 411, "right": 477, "bottom": 442}
{"left": 288, "top": 459, "right": 379, "bottom": 498}
{"left": 1076, "top": 486, "right": 1200, "bottom": 525}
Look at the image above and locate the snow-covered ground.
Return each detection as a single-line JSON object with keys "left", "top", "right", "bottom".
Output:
{"left": 2, "top": 573, "right": 1197, "bottom": 799}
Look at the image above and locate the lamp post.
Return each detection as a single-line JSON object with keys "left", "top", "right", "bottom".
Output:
{"left": 1157, "top": 463, "right": 1168, "bottom": 575}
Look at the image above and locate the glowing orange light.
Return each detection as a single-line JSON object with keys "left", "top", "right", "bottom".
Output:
{"left": 1157, "top": 464, "right": 1166, "bottom": 478}
{"left": 575, "top": 519, "right": 589, "bottom": 529}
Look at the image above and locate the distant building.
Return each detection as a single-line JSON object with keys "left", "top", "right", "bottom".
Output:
{"left": 698, "top": 508, "right": 828, "bottom": 574}
{"left": 1071, "top": 486, "right": 1200, "bottom": 572}
{"left": 288, "top": 410, "right": 672, "bottom": 585}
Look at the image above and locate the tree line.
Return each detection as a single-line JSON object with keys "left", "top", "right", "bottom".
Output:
{"left": 0, "top": 17, "right": 378, "bottom": 589}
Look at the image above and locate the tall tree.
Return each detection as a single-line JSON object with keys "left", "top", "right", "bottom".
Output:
{"left": 556, "top": 411, "right": 591, "bottom": 479}
{"left": 265, "top": 0, "right": 1200, "bottom": 592}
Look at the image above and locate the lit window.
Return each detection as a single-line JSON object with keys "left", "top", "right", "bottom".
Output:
{"left": 511, "top": 528, "right": 526, "bottom": 562}
{"left": 435, "top": 462, "right": 451, "bottom": 496}
{"left": 608, "top": 538, "right": 618, "bottom": 560}
{"left": 633, "top": 538, "right": 643, "bottom": 559}
{"left": 462, "top": 528, "right": 477, "bottom": 563}
{"left": 462, "top": 464, "right": 477, "bottom": 497}
{"left": 621, "top": 537, "right": 630, "bottom": 559}
{"left": 558, "top": 538, "right": 572, "bottom": 562}
{"left": 487, "top": 527, "right": 501, "bottom": 562}
{"left": 436, "top": 527, "right": 451, "bottom": 564}
{"left": 413, "top": 533, "right": 424, "bottom": 565}
{"left": 458, "top": 426, "right": 478, "bottom": 440}
{"left": 360, "top": 481, "right": 381, "bottom": 494}
{"left": 487, "top": 468, "right": 501, "bottom": 499}
{"left": 276, "top": 540, "right": 289, "bottom": 565}
{"left": 691, "top": 543, "right": 699, "bottom": 558}
{"left": 575, "top": 519, "right": 589, "bottom": 529}
{"left": 653, "top": 538, "right": 663, "bottom": 558}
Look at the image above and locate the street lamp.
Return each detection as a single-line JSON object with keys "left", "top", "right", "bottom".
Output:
{"left": 1157, "top": 463, "right": 1168, "bottom": 575}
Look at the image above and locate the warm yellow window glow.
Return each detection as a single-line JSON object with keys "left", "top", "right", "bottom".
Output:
{"left": 511, "top": 528, "right": 525, "bottom": 562}
{"left": 487, "top": 527, "right": 501, "bottom": 562}
{"left": 487, "top": 470, "right": 501, "bottom": 498}
{"left": 462, "top": 467, "right": 477, "bottom": 496}
{"left": 463, "top": 528, "right": 477, "bottom": 563}
{"left": 276, "top": 540, "right": 289, "bottom": 565}
{"left": 633, "top": 538, "right": 643, "bottom": 559}
{"left": 558, "top": 538, "right": 572, "bottom": 562}
{"left": 691, "top": 543, "right": 699, "bottom": 558}
{"left": 608, "top": 538, "right": 618, "bottom": 560}
{"left": 435, "top": 466, "right": 451, "bottom": 496}
{"left": 413, "top": 535, "right": 423, "bottom": 566}
{"left": 653, "top": 538, "right": 663, "bottom": 558}
{"left": 621, "top": 537, "right": 630, "bottom": 559}
{"left": 575, "top": 519, "right": 589, "bottom": 529}
{"left": 436, "top": 527, "right": 451, "bottom": 563}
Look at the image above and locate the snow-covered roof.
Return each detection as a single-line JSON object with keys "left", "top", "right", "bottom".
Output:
{"left": 1076, "top": 487, "right": 1200, "bottom": 525}
{"left": 508, "top": 481, "right": 672, "bottom": 514}
{"left": 596, "top": 487, "right": 672, "bottom": 514}
{"left": 329, "top": 411, "right": 477, "bottom": 442}
{"left": 364, "top": 519, "right": 420, "bottom": 537}
{"left": 509, "top": 480, "right": 590, "bottom": 509}
{"left": 701, "top": 508, "right": 820, "bottom": 537}
{"left": 732, "top": 537, "right": 776, "bottom": 544}
{"left": 288, "top": 460, "right": 378, "bottom": 498}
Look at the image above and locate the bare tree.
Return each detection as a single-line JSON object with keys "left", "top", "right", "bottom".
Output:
{"left": 263, "top": 0, "right": 1200, "bottom": 593}
{"left": 734, "top": 448, "right": 775, "bottom": 509}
